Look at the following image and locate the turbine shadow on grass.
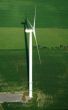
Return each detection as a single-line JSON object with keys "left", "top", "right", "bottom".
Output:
{"left": 21, "top": 19, "right": 29, "bottom": 88}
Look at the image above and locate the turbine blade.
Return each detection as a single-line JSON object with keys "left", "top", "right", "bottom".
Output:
{"left": 33, "top": 7, "right": 36, "bottom": 28}
{"left": 33, "top": 31, "right": 41, "bottom": 64}
{"left": 27, "top": 19, "right": 33, "bottom": 29}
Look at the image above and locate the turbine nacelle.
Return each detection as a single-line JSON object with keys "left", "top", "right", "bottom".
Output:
{"left": 25, "top": 28, "right": 35, "bottom": 36}
{"left": 25, "top": 29, "right": 33, "bottom": 33}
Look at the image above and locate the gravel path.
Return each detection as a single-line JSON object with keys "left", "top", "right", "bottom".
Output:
{"left": 0, "top": 92, "right": 23, "bottom": 103}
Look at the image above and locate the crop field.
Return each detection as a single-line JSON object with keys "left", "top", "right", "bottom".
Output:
{"left": 0, "top": 0, "right": 68, "bottom": 110}
{"left": 0, "top": 49, "right": 68, "bottom": 110}
{"left": 0, "top": 27, "right": 68, "bottom": 49}
{"left": 0, "top": 0, "right": 68, "bottom": 28}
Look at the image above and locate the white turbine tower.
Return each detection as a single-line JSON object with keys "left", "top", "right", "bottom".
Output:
{"left": 25, "top": 8, "right": 41, "bottom": 99}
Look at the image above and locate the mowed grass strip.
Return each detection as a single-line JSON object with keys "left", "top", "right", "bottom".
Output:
{"left": 37, "top": 28, "right": 68, "bottom": 47}
{"left": 0, "top": 28, "right": 24, "bottom": 49}
{"left": 0, "top": 27, "right": 68, "bottom": 49}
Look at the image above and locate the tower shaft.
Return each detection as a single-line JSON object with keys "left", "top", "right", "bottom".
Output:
{"left": 29, "top": 32, "right": 32, "bottom": 98}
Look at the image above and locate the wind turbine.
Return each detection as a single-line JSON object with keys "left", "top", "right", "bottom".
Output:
{"left": 23, "top": 8, "right": 41, "bottom": 99}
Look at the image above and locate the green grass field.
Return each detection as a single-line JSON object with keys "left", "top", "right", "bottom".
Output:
{"left": 0, "top": 0, "right": 68, "bottom": 28}
{"left": 0, "top": 49, "right": 68, "bottom": 109}
{"left": 0, "top": 0, "right": 68, "bottom": 110}
{"left": 0, "top": 27, "right": 68, "bottom": 49}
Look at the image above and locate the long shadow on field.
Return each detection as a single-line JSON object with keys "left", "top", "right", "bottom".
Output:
{"left": 21, "top": 19, "right": 29, "bottom": 88}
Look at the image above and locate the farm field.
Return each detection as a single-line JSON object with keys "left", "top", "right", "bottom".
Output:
{"left": 0, "top": 27, "right": 68, "bottom": 49}
{"left": 0, "top": 0, "right": 68, "bottom": 28}
{"left": 0, "top": 49, "right": 68, "bottom": 109}
{"left": 0, "top": 0, "right": 68, "bottom": 109}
